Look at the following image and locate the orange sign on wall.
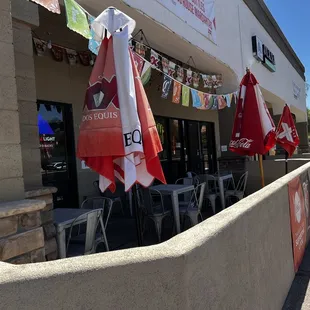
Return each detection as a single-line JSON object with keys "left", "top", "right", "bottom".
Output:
{"left": 288, "top": 176, "right": 307, "bottom": 272}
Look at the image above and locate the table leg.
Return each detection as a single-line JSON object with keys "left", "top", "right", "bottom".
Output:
{"left": 172, "top": 192, "right": 181, "bottom": 234}
{"left": 56, "top": 229, "right": 66, "bottom": 259}
{"left": 129, "top": 190, "right": 133, "bottom": 217}
{"left": 219, "top": 178, "right": 225, "bottom": 210}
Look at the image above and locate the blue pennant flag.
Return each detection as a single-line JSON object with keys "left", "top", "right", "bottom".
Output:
{"left": 191, "top": 89, "right": 201, "bottom": 108}
{"left": 88, "top": 16, "right": 101, "bottom": 55}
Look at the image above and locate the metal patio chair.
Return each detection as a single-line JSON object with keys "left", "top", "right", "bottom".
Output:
{"left": 202, "top": 175, "right": 220, "bottom": 214}
{"left": 66, "top": 209, "right": 109, "bottom": 257}
{"left": 179, "top": 182, "right": 206, "bottom": 227}
{"left": 186, "top": 171, "right": 201, "bottom": 187}
{"left": 81, "top": 197, "right": 113, "bottom": 229}
{"left": 93, "top": 180, "right": 125, "bottom": 216}
{"left": 175, "top": 176, "right": 199, "bottom": 204}
{"left": 225, "top": 171, "right": 249, "bottom": 206}
{"left": 139, "top": 187, "right": 172, "bottom": 243}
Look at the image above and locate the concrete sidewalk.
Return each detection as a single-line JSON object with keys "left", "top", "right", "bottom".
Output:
{"left": 283, "top": 246, "right": 310, "bottom": 309}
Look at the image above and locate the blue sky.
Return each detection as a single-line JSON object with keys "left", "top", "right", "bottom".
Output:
{"left": 264, "top": 0, "right": 309, "bottom": 107}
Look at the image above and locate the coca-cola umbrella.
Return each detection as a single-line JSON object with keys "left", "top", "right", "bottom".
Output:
{"left": 276, "top": 104, "right": 300, "bottom": 173}
{"left": 77, "top": 7, "right": 166, "bottom": 245}
{"left": 229, "top": 69, "right": 276, "bottom": 187}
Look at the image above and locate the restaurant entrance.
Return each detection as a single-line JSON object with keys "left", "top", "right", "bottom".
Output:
{"left": 155, "top": 116, "right": 216, "bottom": 183}
{"left": 37, "top": 101, "right": 78, "bottom": 208}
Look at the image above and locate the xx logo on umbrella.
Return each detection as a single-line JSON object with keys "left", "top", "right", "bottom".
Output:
{"left": 84, "top": 76, "right": 119, "bottom": 111}
{"left": 277, "top": 123, "right": 294, "bottom": 142}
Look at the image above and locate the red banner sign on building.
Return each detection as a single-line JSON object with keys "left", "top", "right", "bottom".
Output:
{"left": 288, "top": 176, "right": 307, "bottom": 272}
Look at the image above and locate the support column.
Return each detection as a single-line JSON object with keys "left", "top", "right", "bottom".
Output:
{"left": 0, "top": 0, "right": 24, "bottom": 202}
{"left": 12, "top": 0, "right": 41, "bottom": 190}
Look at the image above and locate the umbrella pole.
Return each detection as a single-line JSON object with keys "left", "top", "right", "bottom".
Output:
{"left": 258, "top": 154, "right": 265, "bottom": 187}
{"left": 132, "top": 185, "right": 143, "bottom": 246}
{"left": 285, "top": 151, "right": 289, "bottom": 174}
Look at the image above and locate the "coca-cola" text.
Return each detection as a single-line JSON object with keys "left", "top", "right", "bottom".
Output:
{"left": 229, "top": 138, "right": 253, "bottom": 149}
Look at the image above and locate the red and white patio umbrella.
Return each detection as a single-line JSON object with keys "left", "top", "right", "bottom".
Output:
{"left": 276, "top": 104, "right": 299, "bottom": 157}
{"left": 276, "top": 104, "right": 300, "bottom": 174}
{"left": 77, "top": 7, "right": 166, "bottom": 193}
{"left": 229, "top": 70, "right": 276, "bottom": 186}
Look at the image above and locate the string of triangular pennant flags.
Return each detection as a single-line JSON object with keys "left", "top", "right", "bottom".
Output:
{"left": 133, "top": 40, "right": 223, "bottom": 90}
{"left": 133, "top": 51, "right": 238, "bottom": 110}
{"left": 32, "top": 37, "right": 95, "bottom": 66}
{"left": 29, "top": 0, "right": 238, "bottom": 110}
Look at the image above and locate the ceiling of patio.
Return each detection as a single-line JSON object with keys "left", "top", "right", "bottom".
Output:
{"left": 75, "top": 0, "right": 239, "bottom": 93}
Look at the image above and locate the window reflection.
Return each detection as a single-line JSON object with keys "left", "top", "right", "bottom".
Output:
{"left": 155, "top": 117, "right": 167, "bottom": 160}
{"left": 38, "top": 104, "right": 68, "bottom": 175}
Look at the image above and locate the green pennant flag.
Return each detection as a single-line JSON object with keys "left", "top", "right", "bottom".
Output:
{"left": 141, "top": 62, "right": 152, "bottom": 86}
{"left": 182, "top": 85, "right": 190, "bottom": 107}
{"left": 64, "top": 0, "right": 91, "bottom": 39}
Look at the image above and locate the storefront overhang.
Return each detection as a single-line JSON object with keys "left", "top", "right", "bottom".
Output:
{"left": 261, "top": 87, "right": 307, "bottom": 123}
{"left": 76, "top": 0, "right": 239, "bottom": 93}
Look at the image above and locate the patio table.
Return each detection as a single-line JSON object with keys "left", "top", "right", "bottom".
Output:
{"left": 203, "top": 173, "right": 235, "bottom": 209}
{"left": 54, "top": 208, "right": 108, "bottom": 258}
{"left": 150, "top": 184, "right": 195, "bottom": 234}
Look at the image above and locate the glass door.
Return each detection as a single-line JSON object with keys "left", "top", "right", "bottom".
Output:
{"left": 168, "top": 119, "right": 186, "bottom": 183}
{"left": 200, "top": 122, "right": 217, "bottom": 174}
{"left": 186, "top": 121, "right": 203, "bottom": 175}
{"left": 38, "top": 101, "right": 78, "bottom": 208}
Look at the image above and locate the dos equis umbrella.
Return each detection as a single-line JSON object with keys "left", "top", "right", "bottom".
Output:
{"left": 229, "top": 69, "right": 276, "bottom": 187}
{"left": 77, "top": 7, "right": 166, "bottom": 243}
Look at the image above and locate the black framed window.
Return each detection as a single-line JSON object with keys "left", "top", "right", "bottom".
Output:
{"left": 154, "top": 116, "right": 217, "bottom": 181}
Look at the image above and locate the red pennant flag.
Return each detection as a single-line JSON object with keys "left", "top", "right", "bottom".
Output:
{"left": 276, "top": 105, "right": 299, "bottom": 157}
{"left": 133, "top": 52, "right": 144, "bottom": 76}
{"left": 78, "top": 51, "right": 91, "bottom": 66}
{"left": 51, "top": 45, "right": 63, "bottom": 62}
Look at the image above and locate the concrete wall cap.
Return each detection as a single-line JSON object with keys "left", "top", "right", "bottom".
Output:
{"left": 25, "top": 187, "right": 57, "bottom": 199}
{"left": 0, "top": 200, "right": 46, "bottom": 219}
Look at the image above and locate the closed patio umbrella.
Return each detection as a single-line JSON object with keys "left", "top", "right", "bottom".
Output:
{"left": 77, "top": 7, "right": 166, "bottom": 245}
{"left": 276, "top": 104, "right": 300, "bottom": 173}
{"left": 229, "top": 69, "right": 276, "bottom": 186}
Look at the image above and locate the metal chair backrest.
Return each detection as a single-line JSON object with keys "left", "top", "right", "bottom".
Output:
{"left": 81, "top": 197, "right": 113, "bottom": 229}
{"left": 185, "top": 182, "right": 206, "bottom": 212}
{"left": 236, "top": 171, "right": 248, "bottom": 193}
{"left": 205, "top": 175, "right": 218, "bottom": 194}
{"left": 66, "top": 209, "right": 102, "bottom": 256}
{"left": 140, "top": 187, "right": 165, "bottom": 216}
{"left": 186, "top": 172, "right": 200, "bottom": 187}
{"left": 196, "top": 182, "right": 206, "bottom": 212}
{"left": 175, "top": 177, "right": 193, "bottom": 185}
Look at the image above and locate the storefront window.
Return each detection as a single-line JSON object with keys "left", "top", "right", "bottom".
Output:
{"left": 37, "top": 102, "right": 78, "bottom": 209}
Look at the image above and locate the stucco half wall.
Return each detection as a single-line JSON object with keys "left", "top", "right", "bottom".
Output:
{"left": 2, "top": 163, "right": 308, "bottom": 309}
